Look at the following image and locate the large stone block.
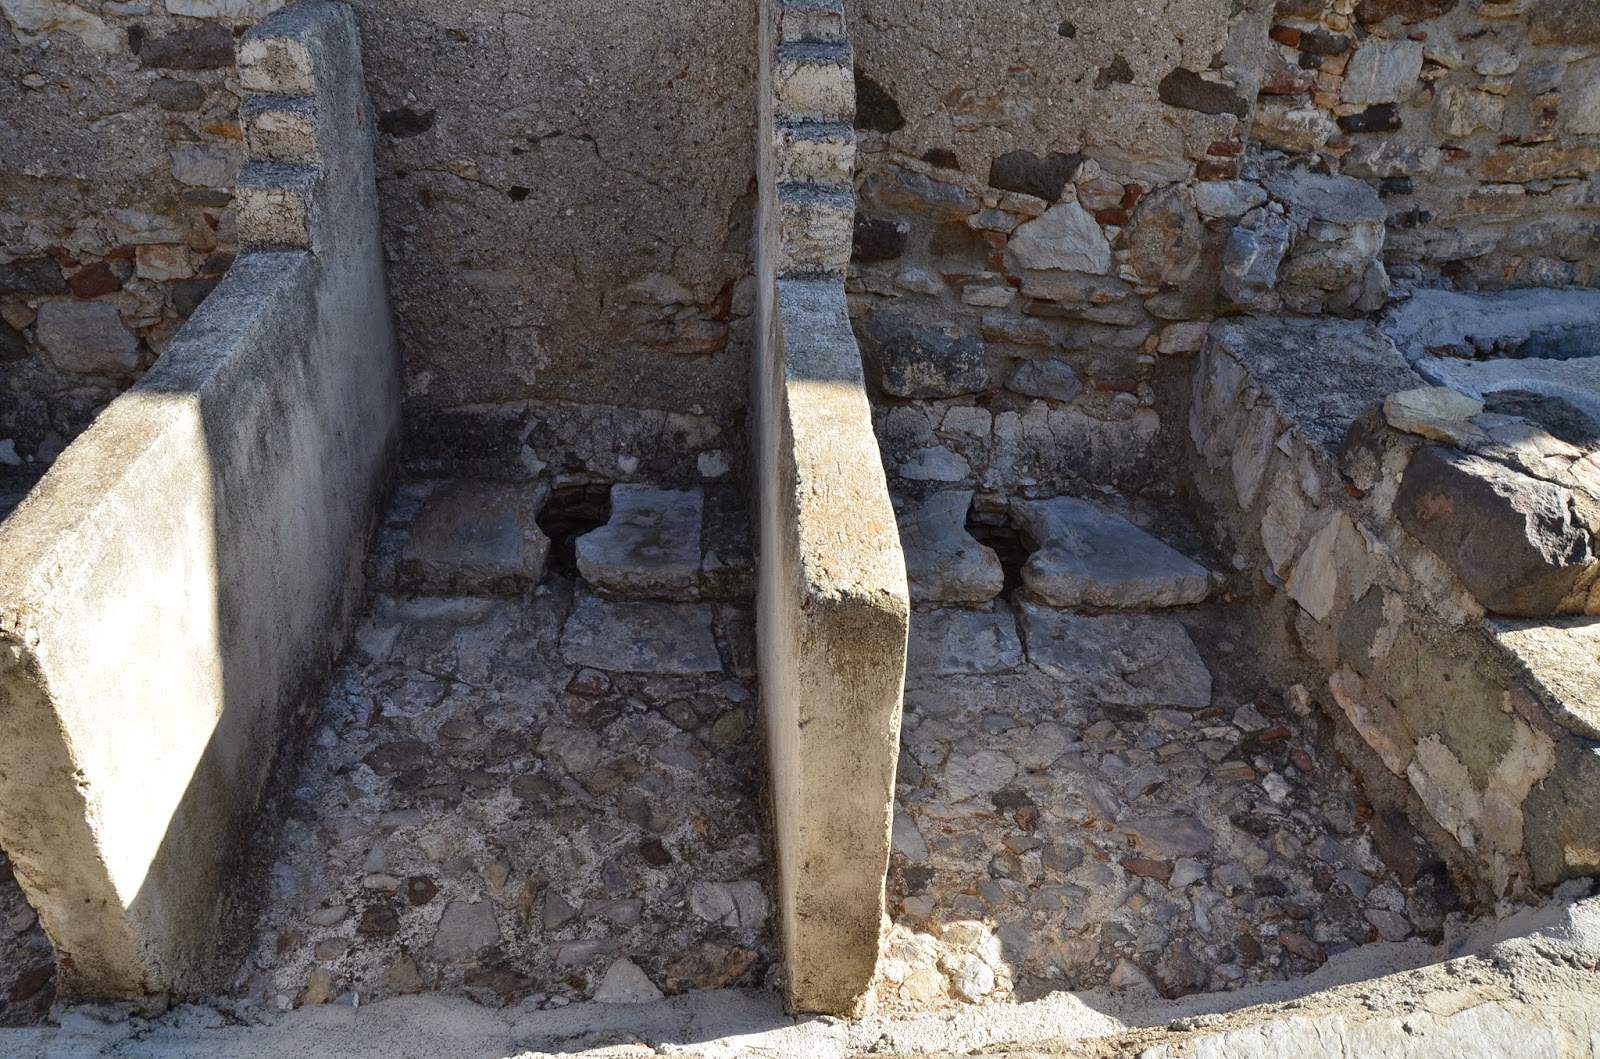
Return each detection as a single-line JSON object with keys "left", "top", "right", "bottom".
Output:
{"left": 869, "top": 316, "right": 989, "bottom": 399}
{"left": 1396, "top": 445, "right": 1597, "bottom": 617}
{"left": 34, "top": 301, "right": 140, "bottom": 377}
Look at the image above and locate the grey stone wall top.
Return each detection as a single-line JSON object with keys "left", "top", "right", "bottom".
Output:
{"left": 1207, "top": 316, "right": 1421, "bottom": 452}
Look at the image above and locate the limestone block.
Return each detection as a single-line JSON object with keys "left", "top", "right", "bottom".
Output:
{"left": 1005, "top": 202, "right": 1112, "bottom": 275}
{"left": 1342, "top": 40, "right": 1425, "bottom": 104}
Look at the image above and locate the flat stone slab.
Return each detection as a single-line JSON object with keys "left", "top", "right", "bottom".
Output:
{"left": 577, "top": 485, "right": 703, "bottom": 600}
{"left": 907, "top": 606, "right": 1024, "bottom": 675}
{"left": 560, "top": 590, "right": 722, "bottom": 674}
{"left": 897, "top": 490, "right": 1003, "bottom": 604}
{"left": 400, "top": 480, "right": 551, "bottom": 595}
{"left": 1019, "top": 603, "right": 1212, "bottom": 708}
{"left": 1011, "top": 497, "right": 1211, "bottom": 609}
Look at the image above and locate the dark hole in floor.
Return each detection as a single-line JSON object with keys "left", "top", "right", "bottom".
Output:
{"left": 537, "top": 483, "right": 612, "bottom": 578}
{"left": 966, "top": 510, "right": 1032, "bottom": 596}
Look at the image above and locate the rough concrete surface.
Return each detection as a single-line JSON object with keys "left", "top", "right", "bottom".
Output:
{"left": 1, "top": 891, "right": 1596, "bottom": 1056}
{"left": 0, "top": 3, "right": 399, "bottom": 1000}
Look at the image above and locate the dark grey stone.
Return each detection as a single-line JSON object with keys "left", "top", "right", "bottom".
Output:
{"left": 986, "top": 150, "right": 1084, "bottom": 203}
{"left": 148, "top": 79, "right": 207, "bottom": 112}
{"left": 870, "top": 316, "right": 989, "bottom": 399}
{"left": 1396, "top": 446, "right": 1595, "bottom": 617}
{"left": 137, "top": 24, "right": 236, "bottom": 70}
{"left": 0, "top": 256, "right": 65, "bottom": 295}
{"left": 1157, "top": 69, "right": 1249, "bottom": 118}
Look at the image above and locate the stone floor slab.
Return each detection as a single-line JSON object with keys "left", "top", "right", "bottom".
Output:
{"left": 908, "top": 606, "right": 1024, "bottom": 675}
{"left": 898, "top": 490, "right": 1004, "bottom": 604}
{"left": 561, "top": 591, "right": 723, "bottom": 674}
{"left": 1011, "top": 497, "right": 1211, "bottom": 609}
{"left": 1019, "top": 604, "right": 1212, "bottom": 708}
{"left": 577, "top": 485, "right": 703, "bottom": 600}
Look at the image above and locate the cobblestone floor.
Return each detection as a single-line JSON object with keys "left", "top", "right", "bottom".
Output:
{"left": 236, "top": 578, "right": 776, "bottom": 1012}
{"left": 876, "top": 600, "right": 1453, "bottom": 1012}
{"left": 0, "top": 851, "right": 54, "bottom": 1026}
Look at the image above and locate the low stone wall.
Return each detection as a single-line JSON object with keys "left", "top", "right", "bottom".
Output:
{"left": 1187, "top": 315, "right": 1600, "bottom": 898}
{"left": 754, "top": 0, "right": 910, "bottom": 1017}
{"left": 0, "top": 1, "right": 399, "bottom": 1001}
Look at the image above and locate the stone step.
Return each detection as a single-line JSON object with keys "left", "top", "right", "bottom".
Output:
{"left": 373, "top": 479, "right": 551, "bottom": 596}
{"left": 576, "top": 485, "right": 703, "bottom": 600}
{"left": 572, "top": 483, "right": 754, "bottom": 602}
{"left": 1010, "top": 496, "right": 1214, "bottom": 610}
{"left": 896, "top": 489, "right": 1004, "bottom": 604}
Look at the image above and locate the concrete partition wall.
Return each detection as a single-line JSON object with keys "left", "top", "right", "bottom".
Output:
{"left": 0, "top": 2, "right": 399, "bottom": 1001}
{"left": 754, "top": 0, "right": 911, "bottom": 1017}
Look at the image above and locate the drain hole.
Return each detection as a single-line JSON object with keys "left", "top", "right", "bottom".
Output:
{"left": 537, "top": 483, "right": 612, "bottom": 578}
{"left": 966, "top": 510, "right": 1032, "bottom": 596}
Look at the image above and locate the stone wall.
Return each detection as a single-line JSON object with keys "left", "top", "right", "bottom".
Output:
{"left": 1251, "top": 0, "right": 1600, "bottom": 289}
{"left": 2, "top": 0, "right": 757, "bottom": 492}
{"left": 844, "top": 0, "right": 1276, "bottom": 503}
{"left": 843, "top": 0, "right": 1600, "bottom": 508}
{"left": 0, "top": 0, "right": 250, "bottom": 491}
{"left": 1187, "top": 315, "right": 1600, "bottom": 898}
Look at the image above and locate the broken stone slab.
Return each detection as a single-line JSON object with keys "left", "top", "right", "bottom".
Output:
{"left": 560, "top": 590, "right": 722, "bottom": 674}
{"left": 907, "top": 606, "right": 1024, "bottom": 675}
{"left": 897, "top": 490, "right": 1003, "bottom": 604}
{"left": 1396, "top": 445, "right": 1597, "bottom": 617}
{"left": 575, "top": 484, "right": 703, "bottom": 600}
{"left": 1019, "top": 603, "right": 1212, "bottom": 709}
{"left": 1010, "top": 497, "right": 1212, "bottom": 609}
{"left": 399, "top": 480, "right": 551, "bottom": 596}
